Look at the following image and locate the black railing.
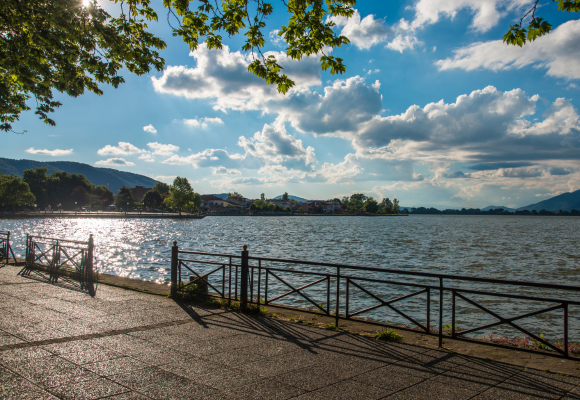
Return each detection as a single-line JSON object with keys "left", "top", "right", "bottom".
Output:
{"left": 171, "top": 242, "right": 580, "bottom": 359}
{"left": 23, "top": 234, "right": 95, "bottom": 295}
{"left": 0, "top": 231, "right": 17, "bottom": 266}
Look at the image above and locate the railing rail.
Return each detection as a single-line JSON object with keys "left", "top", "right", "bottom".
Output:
{"left": 171, "top": 242, "right": 580, "bottom": 360}
{"left": 23, "top": 234, "right": 95, "bottom": 295}
{"left": 0, "top": 231, "right": 17, "bottom": 266}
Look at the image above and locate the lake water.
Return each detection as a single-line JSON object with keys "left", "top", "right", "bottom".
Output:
{"left": 2, "top": 215, "right": 580, "bottom": 342}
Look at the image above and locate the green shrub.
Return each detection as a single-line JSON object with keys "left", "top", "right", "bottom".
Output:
{"left": 375, "top": 328, "right": 403, "bottom": 342}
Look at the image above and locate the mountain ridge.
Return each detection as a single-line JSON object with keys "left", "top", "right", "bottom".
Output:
{"left": 0, "top": 158, "right": 158, "bottom": 193}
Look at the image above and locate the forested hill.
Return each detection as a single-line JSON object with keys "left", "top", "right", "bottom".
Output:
{"left": 0, "top": 158, "right": 157, "bottom": 193}
{"left": 517, "top": 189, "right": 580, "bottom": 213}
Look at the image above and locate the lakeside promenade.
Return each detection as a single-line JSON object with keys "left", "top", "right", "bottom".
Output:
{"left": 1, "top": 265, "right": 580, "bottom": 399}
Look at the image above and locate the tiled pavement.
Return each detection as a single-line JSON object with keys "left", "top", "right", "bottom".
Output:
{"left": 1, "top": 265, "right": 579, "bottom": 399}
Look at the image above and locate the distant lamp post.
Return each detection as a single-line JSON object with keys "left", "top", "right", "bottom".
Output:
{"left": 75, "top": 201, "right": 77, "bottom": 215}
{"left": 127, "top": 202, "right": 129, "bottom": 215}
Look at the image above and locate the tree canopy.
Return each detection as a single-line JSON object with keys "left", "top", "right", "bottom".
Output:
{"left": 114, "top": 187, "right": 135, "bottom": 210}
{"left": 164, "top": 176, "right": 201, "bottom": 215}
{"left": 0, "top": 174, "right": 36, "bottom": 210}
{"left": 153, "top": 182, "right": 170, "bottom": 195}
{"left": 504, "top": 0, "right": 580, "bottom": 46}
{"left": 1, "top": 0, "right": 355, "bottom": 132}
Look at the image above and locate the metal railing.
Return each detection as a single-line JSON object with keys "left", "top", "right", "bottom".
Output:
{"left": 0, "top": 231, "right": 17, "bottom": 266}
{"left": 23, "top": 234, "right": 95, "bottom": 295}
{"left": 171, "top": 242, "right": 580, "bottom": 359}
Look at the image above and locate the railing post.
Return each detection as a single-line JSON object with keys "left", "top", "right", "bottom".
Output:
{"left": 87, "top": 234, "right": 95, "bottom": 296}
{"left": 336, "top": 267, "right": 340, "bottom": 327}
{"left": 439, "top": 277, "right": 443, "bottom": 348}
{"left": 171, "top": 241, "right": 178, "bottom": 298}
{"left": 241, "top": 245, "right": 249, "bottom": 310}
{"left": 564, "top": 302, "right": 569, "bottom": 358}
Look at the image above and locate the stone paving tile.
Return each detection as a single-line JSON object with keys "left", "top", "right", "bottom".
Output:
{"left": 188, "top": 366, "right": 263, "bottom": 391}
{"left": 480, "top": 370, "right": 580, "bottom": 399}
{"left": 0, "top": 368, "right": 60, "bottom": 399}
{"left": 384, "top": 380, "right": 481, "bottom": 400}
{"left": 8, "top": 355, "right": 100, "bottom": 388}
{"left": 293, "top": 378, "right": 389, "bottom": 400}
{"left": 562, "top": 386, "right": 580, "bottom": 400}
{"left": 202, "top": 346, "right": 268, "bottom": 367}
{"left": 46, "top": 376, "right": 132, "bottom": 400}
{"left": 158, "top": 356, "right": 223, "bottom": 378}
{"left": 351, "top": 365, "right": 426, "bottom": 393}
{"left": 0, "top": 347, "right": 54, "bottom": 364}
{"left": 225, "top": 378, "right": 307, "bottom": 400}
{"left": 59, "top": 346, "right": 126, "bottom": 365}
{"left": 274, "top": 361, "right": 374, "bottom": 392}
{"left": 103, "top": 392, "right": 152, "bottom": 400}
{"left": 0, "top": 332, "right": 24, "bottom": 346}
{"left": 109, "top": 366, "right": 229, "bottom": 400}
{"left": 241, "top": 349, "right": 325, "bottom": 377}
{"left": 83, "top": 356, "right": 151, "bottom": 376}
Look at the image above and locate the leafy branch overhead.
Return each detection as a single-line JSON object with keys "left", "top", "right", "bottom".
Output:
{"left": 503, "top": 0, "right": 579, "bottom": 46}
{"left": 1, "top": 0, "right": 355, "bottom": 132}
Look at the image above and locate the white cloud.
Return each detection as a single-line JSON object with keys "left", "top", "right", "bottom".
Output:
{"left": 162, "top": 149, "right": 245, "bottom": 168}
{"left": 143, "top": 124, "right": 157, "bottom": 134}
{"left": 238, "top": 123, "right": 316, "bottom": 167}
{"left": 154, "top": 175, "right": 177, "bottom": 183}
{"left": 329, "top": 10, "right": 391, "bottom": 50}
{"left": 152, "top": 43, "right": 322, "bottom": 113}
{"left": 269, "top": 29, "right": 286, "bottom": 48}
{"left": 95, "top": 158, "right": 135, "bottom": 166}
{"left": 183, "top": 117, "right": 224, "bottom": 128}
{"left": 97, "top": 142, "right": 144, "bottom": 156}
{"left": 274, "top": 76, "right": 383, "bottom": 136}
{"left": 386, "top": 34, "right": 423, "bottom": 53}
{"left": 317, "top": 154, "right": 363, "bottom": 184}
{"left": 147, "top": 142, "right": 179, "bottom": 156}
{"left": 25, "top": 148, "right": 73, "bottom": 156}
{"left": 410, "top": 0, "right": 533, "bottom": 33}
{"left": 435, "top": 20, "right": 580, "bottom": 80}
{"left": 139, "top": 153, "right": 156, "bottom": 163}
{"left": 212, "top": 167, "right": 242, "bottom": 175}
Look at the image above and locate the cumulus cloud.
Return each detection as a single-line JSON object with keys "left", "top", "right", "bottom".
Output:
{"left": 97, "top": 142, "right": 144, "bottom": 156}
{"left": 152, "top": 43, "right": 322, "bottom": 113}
{"left": 154, "top": 175, "right": 177, "bottom": 182}
{"left": 346, "top": 85, "right": 580, "bottom": 188}
{"left": 212, "top": 167, "right": 242, "bottom": 175}
{"left": 147, "top": 142, "right": 179, "bottom": 156}
{"left": 436, "top": 20, "right": 580, "bottom": 80}
{"left": 95, "top": 158, "right": 135, "bottom": 166}
{"left": 183, "top": 117, "right": 224, "bottom": 128}
{"left": 162, "top": 148, "right": 245, "bottom": 169}
{"left": 549, "top": 167, "right": 573, "bottom": 175}
{"left": 238, "top": 123, "right": 316, "bottom": 167}
{"left": 410, "top": 0, "right": 533, "bottom": 33}
{"left": 317, "top": 154, "right": 363, "bottom": 184}
{"left": 139, "top": 153, "right": 155, "bottom": 163}
{"left": 275, "top": 76, "right": 382, "bottom": 135}
{"left": 386, "top": 34, "right": 422, "bottom": 53}
{"left": 329, "top": 10, "right": 391, "bottom": 50}
{"left": 25, "top": 148, "right": 73, "bottom": 156}
{"left": 143, "top": 124, "right": 157, "bottom": 134}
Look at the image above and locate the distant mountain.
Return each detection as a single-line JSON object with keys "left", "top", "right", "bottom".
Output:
{"left": 273, "top": 194, "right": 308, "bottom": 203}
{"left": 481, "top": 205, "right": 515, "bottom": 212}
{"left": 517, "top": 189, "right": 580, "bottom": 212}
{"left": 0, "top": 158, "right": 158, "bottom": 193}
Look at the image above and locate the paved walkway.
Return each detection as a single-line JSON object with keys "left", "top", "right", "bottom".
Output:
{"left": 1, "top": 265, "right": 579, "bottom": 400}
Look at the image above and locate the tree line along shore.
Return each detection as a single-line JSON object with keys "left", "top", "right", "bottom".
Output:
{"left": 0, "top": 167, "right": 406, "bottom": 216}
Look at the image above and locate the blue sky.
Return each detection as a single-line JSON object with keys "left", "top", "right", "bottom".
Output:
{"left": 4, "top": 0, "right": 580, "bottom": 208}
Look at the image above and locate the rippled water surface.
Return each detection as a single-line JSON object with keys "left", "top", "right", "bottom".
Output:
{"left": 3, "top": 215, "right": 580, "bottom": 341}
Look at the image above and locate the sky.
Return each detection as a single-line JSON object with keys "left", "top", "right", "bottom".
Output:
{"left": 4, "top": 0, "right": 580, "bottom": 208}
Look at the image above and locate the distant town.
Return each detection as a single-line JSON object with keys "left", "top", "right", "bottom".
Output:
{"left": 0, "top": 168, "right": 402, "bottom": 215}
